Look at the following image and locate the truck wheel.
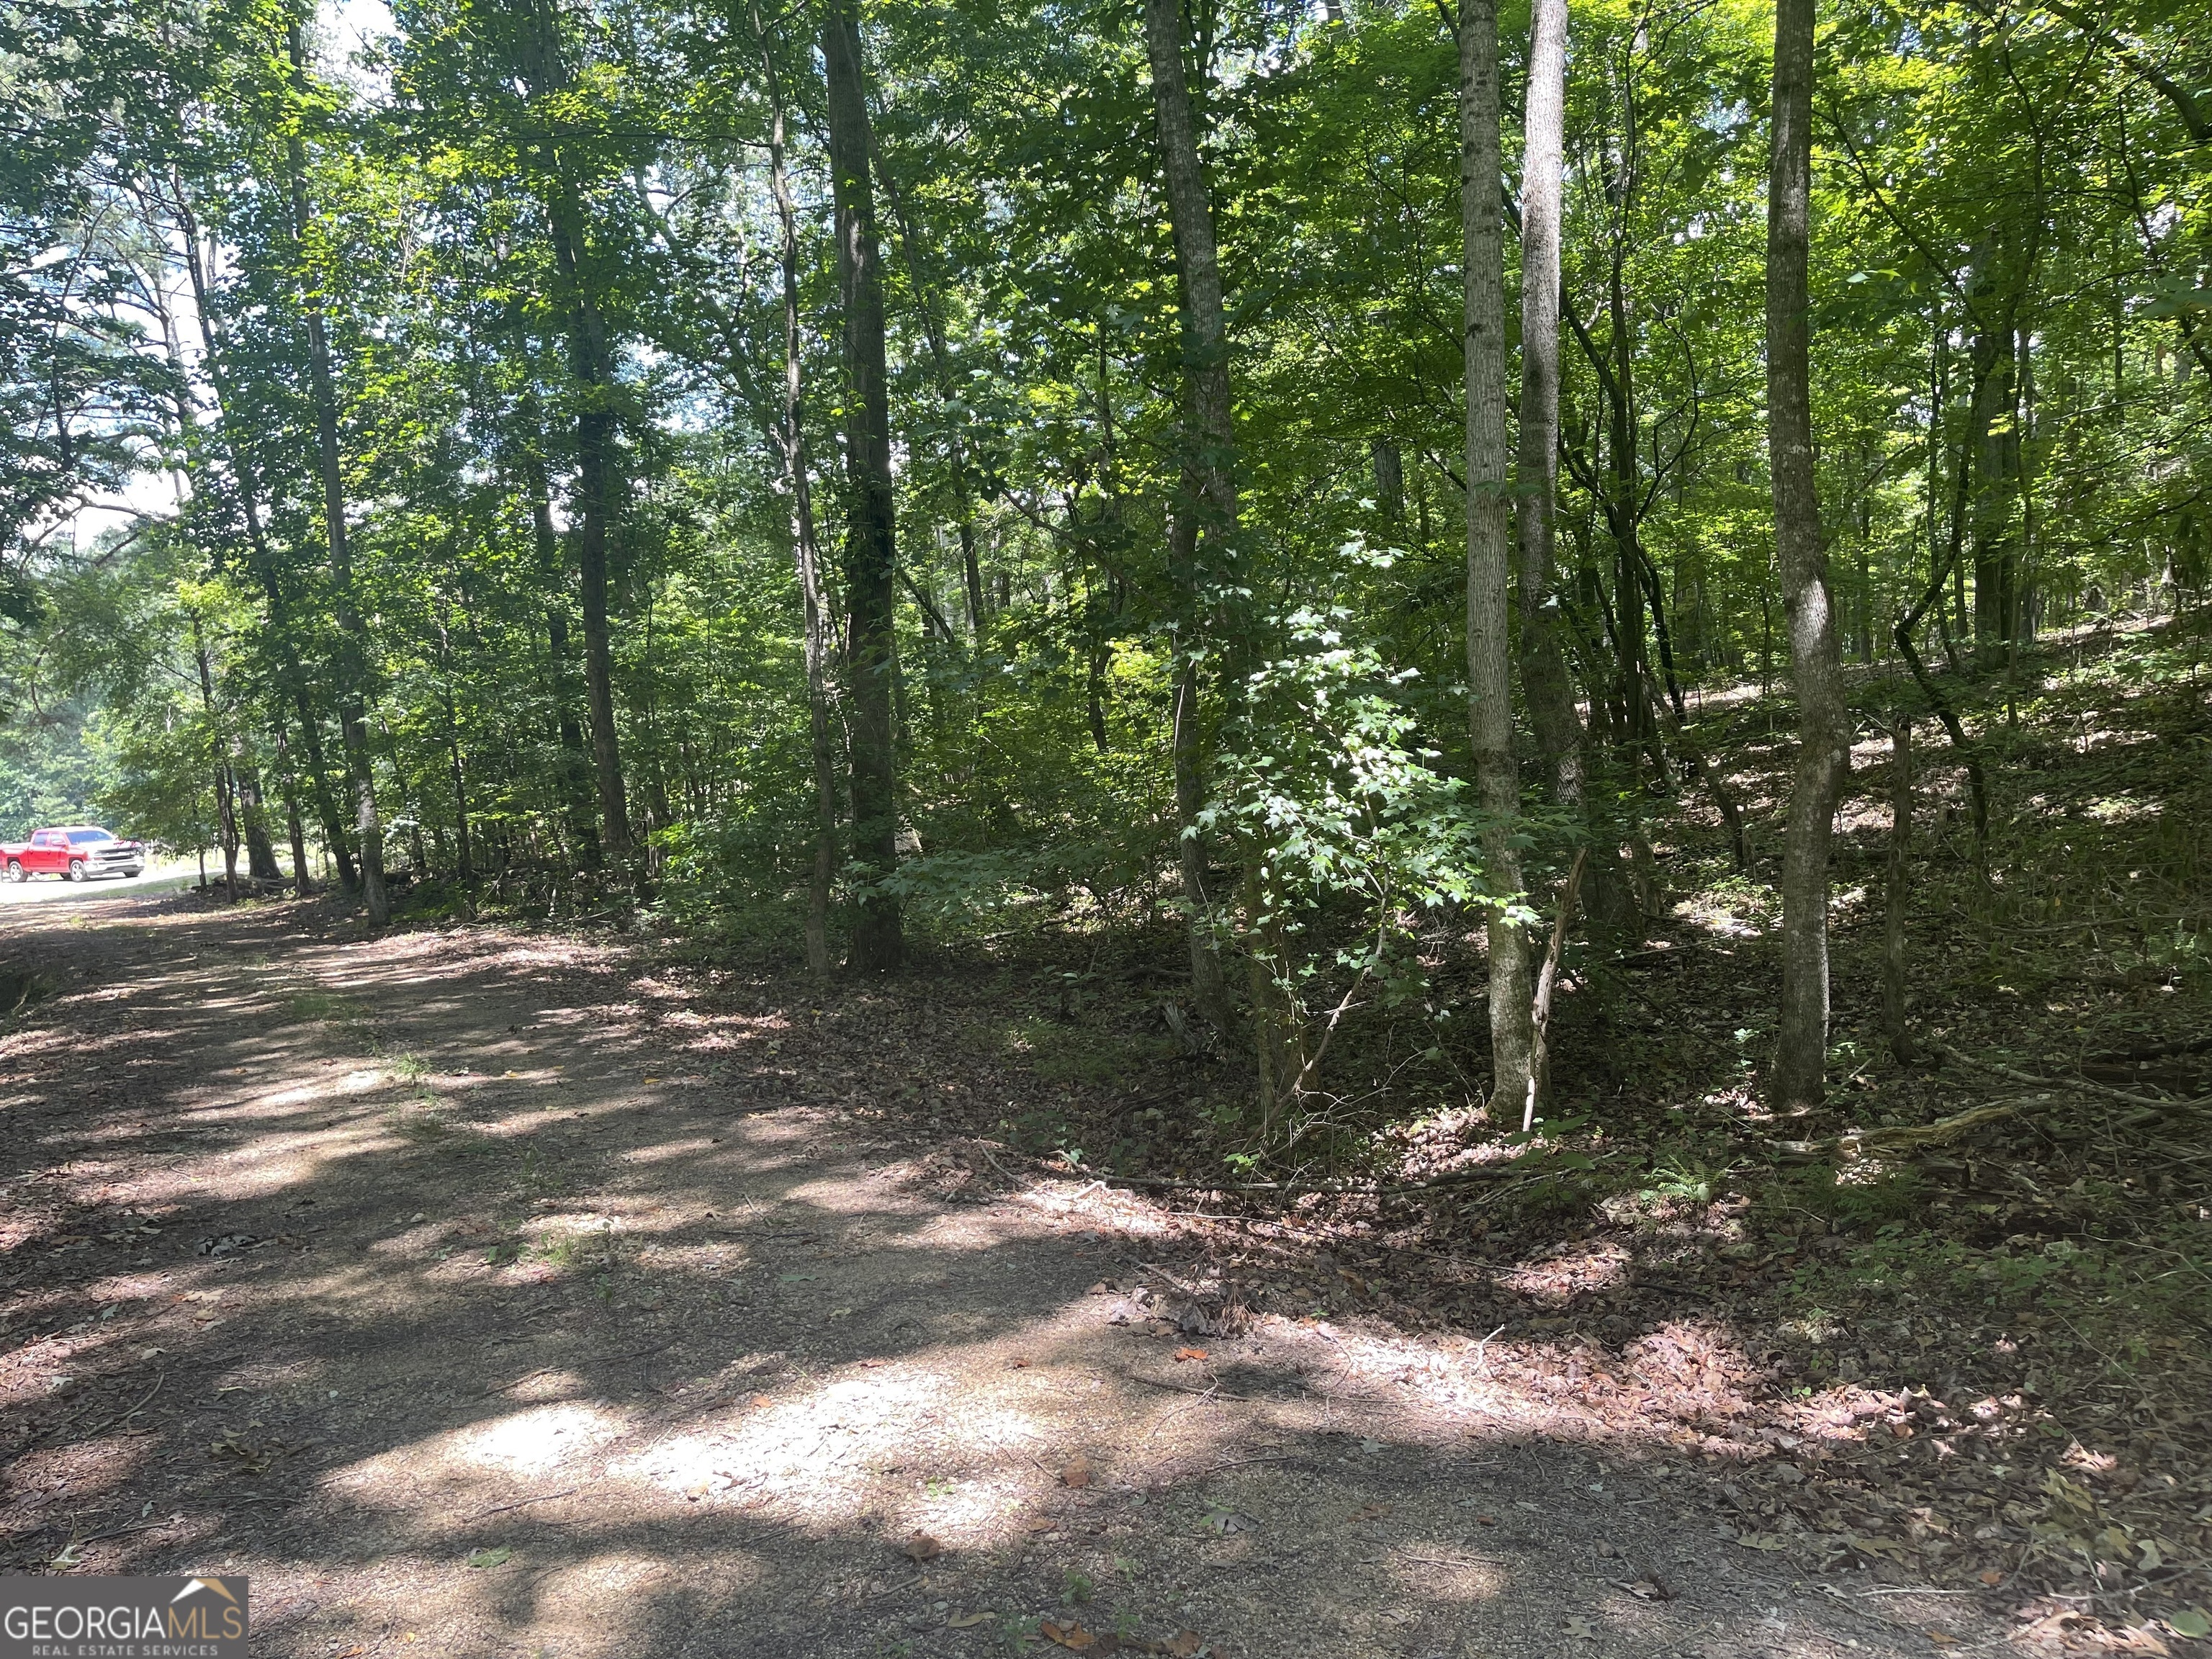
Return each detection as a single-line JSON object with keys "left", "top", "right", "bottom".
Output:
{"left": 67, "top": 858, "right": 86, "bottom": 883}
{"left": 5, "top": 860, "right": 19, "bottom": 883}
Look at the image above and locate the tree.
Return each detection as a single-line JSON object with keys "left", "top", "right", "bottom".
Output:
{"left": 1514, "top": 0, "right": 1581, "bottom": 1120}
{"left": 753, "top": 0, "right": 841, "bottom": 979}
{"left": 286, "top": 22, "right": 391, "bottom": 925}
{"left": 1765, "top": 0, "right": 1846, "bottom": 1110}
{"left": 1460, "top": 0, "right": 1534, "bottom": 1115}
{"left": 512, "top": 0, "right": 636, "bottom": 868}
{"left": 822, "top": 0, "right": 903, "bottom": 971}
{"left": 1141, "top": 0, "right": 1237, "bottom": 1039}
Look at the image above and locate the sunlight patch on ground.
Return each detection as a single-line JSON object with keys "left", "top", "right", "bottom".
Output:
{"left": 1381, "top": 1545, "right": 1509, "bottom": 1604}
{"left": 443, "top": 1401, "right": 634, "bottom": 1480}
{"left": 621, "top": 1363, "right": 968, "bottom": 1513}
{"left": 1496, "top": 1239, "right": 1631, "bottom": 1306}
{"left": 2083, "top": 795, "right": 2161, "bottom": 824}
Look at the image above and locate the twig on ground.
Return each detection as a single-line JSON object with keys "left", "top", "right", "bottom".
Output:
{"left": 1134, "top": 1260, "right": 1200, "bottom": 1298}
{"left": 1393, "top": 1551, "right": 1510, "bottom": 1569}
{"left": 1755, "top": 1097, "right": 2034, "bottom": 1163}
{"left": 1092, "top": 1162, "right": 1564, "bottom": 1200}
{"left": 1124, "top": 1374, "right": 1259, "bottom": 1402}
{"left": 465, "top": 1488, "right": 580, "bottom": 1521}
{"left": 1470, "top": 1324, "right": 1507, "bottom": 1375}
{"left": 1930, "top": 1041, "right": 2212, "bottom": 1123}
{"left": 1205, "top": 1452, "right": 1299, "bottom": 1473}
{"left": 81, "top": 1371, "right": 163, "bottom": 1437}
{"left": 45, "top": 1518, "right": 162, "bottom": 1563}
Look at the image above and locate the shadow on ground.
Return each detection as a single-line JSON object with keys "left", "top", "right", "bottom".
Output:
{"left": 0, "top": 894, "right": 1981, "bottom": 1658}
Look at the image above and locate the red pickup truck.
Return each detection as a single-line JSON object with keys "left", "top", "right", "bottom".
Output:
{"left": 3, "top": 827, "right": 147, "bottom": 882}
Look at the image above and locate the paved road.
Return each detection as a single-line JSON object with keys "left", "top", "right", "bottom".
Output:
{"left": 0, "top": 859, "right": 199, "bottom": 905}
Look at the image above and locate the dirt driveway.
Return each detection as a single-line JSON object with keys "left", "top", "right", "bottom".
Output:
{"left": 0, "top": 892, "right": 1984, "bottom": 1657}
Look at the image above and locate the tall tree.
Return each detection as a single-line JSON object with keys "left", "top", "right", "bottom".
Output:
{"left": 286, "top": 22, "right": 389, "bottom": 925}
{"left": 822, "top": 0, "right": 903, "bottom": 971}
{"left": 1765, "top": 0, "right": 1846, "bottom": 1109}
{"left": 1142, "top": 0, "right": 1236, "bottom": 1038}
{"left": 755, "top": 0, "right": 840, "bottom": 979}
{"left": 1461, "top": 0, "right": 1534, "bottom": 1115}
{"left": 1514, "top": 0, "right": 1581, "bottom": 1120}
{"left": 515, "top": 0, "right": 635, "bottom": 866}
{"left": 164, "top": 174, "right": 359, "bottom": 893}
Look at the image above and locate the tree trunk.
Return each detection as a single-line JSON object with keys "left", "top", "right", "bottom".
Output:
{"left": 1510, "top": 0, "right": 1618, "bottom": 991}
{"left": 523, "top": 447, "right": 602, "bottom": 868}
{"left": 1514, "top": 0, "right": 1580, "bottom": 820}
{"left": 757, "top": 0, "right": 841, "bottom": 979}
{"left": 1608, "top": 260, "right": 1650, "bottom": 745}
{"left": 1371, "top": 438, "right": 1403, "bottom": 521}
{"left": 517, "top": 4, "right": 634, "bottom": 866}
{"left": 1461, "top": 0, "right": 1535, "bottom": 1116}
{"left": 274, "top": 722, "right": 313, "bottom": 893}
{"left": 822, "top": 0, "right": 904, "bottom": 971}
{"left": 559, "top": 271, "right": 634, "bottom": 866}
{"left": 292, "top": 693, "right": 356, "bottom": 891}
{"left": 1764, "top": 0, "right": 1846, "bottom": 1111}
{"left": 238, "top": 766, "right": 283, "bottom": 880}
{"left": 1967, "top": 253, "right": 2020, "bottom": 649}
{"left": 286, "top": 24, "right": 387, "bottom": 926}
{"left": 1882, "top": 716, "right": 1916, "bottom": 1061}
{"left": 444, "top": 686, "right": 473, "bottom": 886}
{"left": 1143, "top": 0, "right": 1236, "bottom": 1038}
{"left": 191, "top": 621, "right": 240, "bottom": 898}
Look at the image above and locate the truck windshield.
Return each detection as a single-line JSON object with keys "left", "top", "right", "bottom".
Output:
{"left": 66, "top": 830, "right": 114, "bottom": 845}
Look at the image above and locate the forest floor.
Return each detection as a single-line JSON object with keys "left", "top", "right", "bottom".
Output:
{"left": 0, "top": 891, "right": 2017, "bottom": 1659}
{"left": 0, "top": 621, "right": 2207, "bottom": 1658}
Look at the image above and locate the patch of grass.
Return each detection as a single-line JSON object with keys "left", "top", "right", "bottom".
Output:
{"left": 389, "top": 1051, "right": 431, "bottom": 1082}
{"left": 0, "top": 969, "right": 59, "bottom": 1017}
{"left": 1783, "top": 1221, "right": 2212, "bottom": 1364}
{"left": 287, "top": 990, "right": 365, "bottom": 1022}
{"left": 392, "top": 1107, "right": 457, "bottom": 1143}
{"left": 516, "top": 1144, "right": 559, "bottom": 1199}
{"left": 1761, "top": 1161, "right": 1929, "bottom": 1233}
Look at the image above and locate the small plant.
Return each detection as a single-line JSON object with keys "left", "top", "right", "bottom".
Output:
{"left": 393, "top": 1107, "right": 454, "bottom": 1143}
{"left": 288, "top": 990, "right": 363, "bottom": 1022}
{"left": 1640, "top": 1151, "right": 1725, "bottom": 1207}
{"left": 390, "top": 1052, "right": 431, "bottom": 1082}
{"left": 484, "top": 1219, "right": 526, "bottom": 1267}
{"left": 516, "top": 1145, "right": 557, "bottom": 1199}
{"left": 1059, "top": 1570, "right": 1093, "bottom": 1606}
